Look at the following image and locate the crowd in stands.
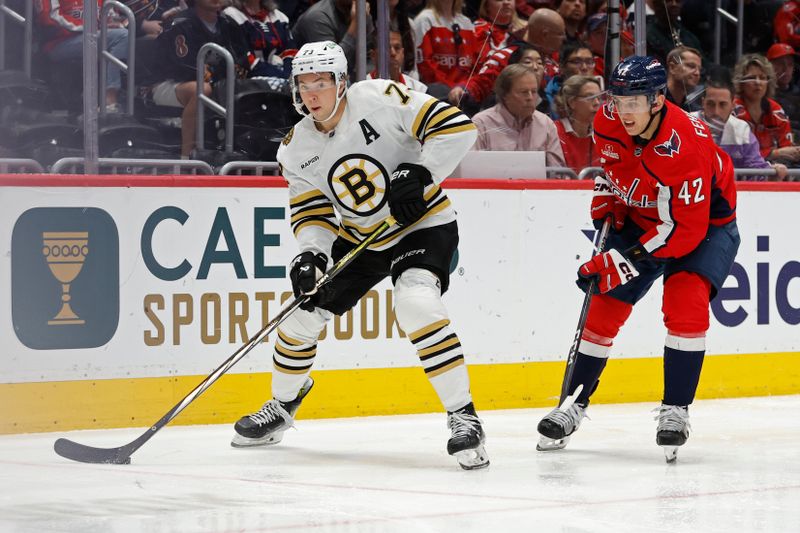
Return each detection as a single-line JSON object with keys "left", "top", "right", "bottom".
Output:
{"left": 2, "top": 0, "right": 799, "bottom": 179}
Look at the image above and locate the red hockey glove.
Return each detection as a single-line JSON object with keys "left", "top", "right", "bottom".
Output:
{"left": 591, "top": 176, "right": 627, "bottom": 231}
{"left": 579, "top": 249, "right": 640, "bottom": 293}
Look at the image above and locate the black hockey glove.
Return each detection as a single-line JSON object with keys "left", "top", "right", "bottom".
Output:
{"left": 289, "top": 251, "right": 329, "bottom": 312}
{"left": 388, "top": 163, "right": 432, "bottom": 226}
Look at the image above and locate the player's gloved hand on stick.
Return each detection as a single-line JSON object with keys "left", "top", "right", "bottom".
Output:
{"left": 290, "top": 251, "right": 329, "bottom": 311}
{"left": 591, "top": 175, "right": 627, "bottom": 231}
{"left": 578, "top": 248, "right": 640, "bottom": 293}
{"left": 388, "top": 163, "right": 432, "bottom": 226}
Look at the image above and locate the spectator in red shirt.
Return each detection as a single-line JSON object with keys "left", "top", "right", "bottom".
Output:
{"left": 767, "top": 43, "right": 800, "bottom": 132}
{"left": 774, "top": 0, "right": 800, "bottom": 50}
{"left": 412, "top": 0, "right": 479, "bottom": 99}
{"left": 474, "top": 0, "right": 526, "bottom": 64}
{"left": 449, "top": 8, "right": 565, "bottom": 108}
{"left": 36, "top": 0, "right": 130, "bottom": 111}
{"left": 733, "top": 53, "right": 800, "bottom": 166}
{"left": 553, "top": 74, "right": 602, "bottom": 174}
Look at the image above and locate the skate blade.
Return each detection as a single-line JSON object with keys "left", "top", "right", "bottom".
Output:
{"left": 230, "top": 432, "right": 284, "bottom": 448}
{"left": 537, "top": 435, "right": 570, "bottom": 451}
{"left": 661, "top": 445, "right": 679, "bottom": 463}
{"left": 453, "top": 445, "right": 490, "bottom": 470}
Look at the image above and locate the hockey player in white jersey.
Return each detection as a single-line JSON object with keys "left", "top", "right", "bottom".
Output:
{"left": 231, "top": 41, "right": 489, "bottom": 470}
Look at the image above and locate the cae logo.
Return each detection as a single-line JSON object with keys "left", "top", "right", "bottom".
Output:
{"left": 11, "top": 208, "right": 120, "bottom": 350}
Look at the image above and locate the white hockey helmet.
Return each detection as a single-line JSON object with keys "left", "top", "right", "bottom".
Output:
{"left": 290, "top": 41, "right": 349, "bottom": 120}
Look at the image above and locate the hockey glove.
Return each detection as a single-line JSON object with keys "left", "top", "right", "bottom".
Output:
{"left": 591, "top": 175, "right": 627, "bottom": 231}
{"left": 578, "top": 248, "right": 640, "bottom": 294}
{"left": 388, "top": 163, "right": 432, "bottom": 226}
{"left": 289, "top": 251, "right": 329, "bottom": 311}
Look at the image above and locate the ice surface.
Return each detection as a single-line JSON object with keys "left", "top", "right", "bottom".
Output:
{"left": 1, "top": 396, "right": 798, "bottom": 532}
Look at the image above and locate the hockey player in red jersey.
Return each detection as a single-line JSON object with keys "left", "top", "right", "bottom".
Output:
{"left": 537, "top": 56, "right": 740, "bottom": 462}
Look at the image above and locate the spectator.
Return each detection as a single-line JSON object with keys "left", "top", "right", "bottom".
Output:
{"left": 124, "top": 0, "right": 184, "bottom": 38}
{"left": 368, "top": 30, "right": 428, "bottom": 92}
{"left": 584, "top": 12, "right": 606, "bottom": 76}
{"left": 509, "top": 43, "right": 543, "bottom": 79}
{"left": 509, "top": 44, "right": 548, "bottom": 113}
{"left": 665, "top": 46, "right": 703, "bottom": 112}
{"left": 515, "top": 0, "right": 553, "bottom": 20}
{"left": 412, "top": 0, "right": 479, "bottom": 99}
{"left": 733, "top": 53, "right": 800, "bottom": 167}
{"left": 292, "top": 0, "right": 373, "bottom": 75}
{"left": 224, "top": 0, "right": 297, "bottom": 80}
{"left": 450, "top": 8, "right": 565, "bottom": 108}
{"left": 471, "top": 64, "right": 566, "bottom": 168}
{"left": 623, "top": 0, "right": 654, "bottom": 24}
{"left": 149, "top": 0, "right": 251, "bottom": 157}
{"left": 767, "top": 43, "right": 800, "bottom": 131}
{"left": 645, "top": 0, "right": 704, "bottom": 65}
{"left": 694, "top": 75, "right": 788, "bottom": 181}
{"left": 554, "top": 74, "right": 602, "bottom": 174}
{"left": 556, "top": 0, "right": 586, "bottom": 44}
{"left": 35, "top": 0, "right": 129, "bottom": 112}
{"left": 474, "top": 0, "right": 526, "bottom": 64}
{"left": 583, "top": 12, "right": 634, "bottom": 78}
{"left": 368, "top": 0, "right": 417, "bottom": 74}
{"left": 544, "top": 41, "right": 595, "bottom": 118}
{"left": 774, "top": 0, "right": 800, "bottom": 50}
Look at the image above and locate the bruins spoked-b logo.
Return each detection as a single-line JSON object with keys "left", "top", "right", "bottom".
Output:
{"left": 327, "top": 154, "right": 388, "bottom": 216}
{"left": 12, "top": 208, "right": 119, "bottom": 350}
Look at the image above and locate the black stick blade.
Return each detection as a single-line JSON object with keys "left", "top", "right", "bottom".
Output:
{"left": 54, "top": 438, "right": 133, "bottom": 465}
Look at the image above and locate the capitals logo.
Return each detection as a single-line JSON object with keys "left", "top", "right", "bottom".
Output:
{"left": 654, "top": 129, "right": 681, "bottom": 158}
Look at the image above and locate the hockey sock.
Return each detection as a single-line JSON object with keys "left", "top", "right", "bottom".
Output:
{"left": 570, "top": 352, "right": 608, "bottom": 405}
{"left": 663, "top": 344, "right": 705, "bottom": 406}
{"left": 270, "top": 308, "right": 329, "bottom": 402}
{"left": 411, "top": 320, "right": 470, "bottom": 412}
{"left": 662, "top": 272, "right": 711, "bottom": 406}
{"left": 395, "top": 268, "right": 471, "bottom": 412}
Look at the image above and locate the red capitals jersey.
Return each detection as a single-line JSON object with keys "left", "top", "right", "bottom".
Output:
{"left": 36, "top": 0, "right": 99, "bottom": 52}
{"left": 732, "top": 97, "right": 794, "bottom": 159}
{"left": 774, "top": 1, "right": 800, "bottom": 49}
{"left": 593, "top": 100, "right": 737, "bottom": 260}
{"left": 413, "top": 10, "right": 479, "bottom": 88}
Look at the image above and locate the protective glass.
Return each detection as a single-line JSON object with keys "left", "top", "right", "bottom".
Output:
{"left": 609, "top": 95, "right": 651, "bottom": 114}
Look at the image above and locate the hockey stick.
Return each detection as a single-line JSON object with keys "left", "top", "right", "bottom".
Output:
{"left": 558, "top": 216, "right": 612, "bottom": 405}
{"left": 54, "top": 217, "right": 396, "bottom": 465}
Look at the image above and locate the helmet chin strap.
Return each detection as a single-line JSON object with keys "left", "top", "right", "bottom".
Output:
{"left": 311, "top": 82, "right": 347, "bottom": 124}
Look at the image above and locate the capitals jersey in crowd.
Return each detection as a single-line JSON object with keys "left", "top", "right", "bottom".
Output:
{"left": 277, "top": 79, "right": 476, "bottom": 256}
{"left": 412, "top": 9, "right": 478, "bottom": 87}
{"left": 593, "top": 100, "right": 737, "bottom": 259}
{"left": 732, "top": 97, "right": 794, "bottom": 159}
{"left": 35, "top": 0, "right": 94, "bottom": 52}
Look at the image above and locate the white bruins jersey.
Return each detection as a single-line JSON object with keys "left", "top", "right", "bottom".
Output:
{"left": 277, "top": 78, "right": 477, "bottom": 255}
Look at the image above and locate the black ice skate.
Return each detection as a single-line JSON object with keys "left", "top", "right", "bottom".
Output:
{"left": 447, "top": 402, "right": 489, "bottom": 470}
{"left": 654, "top": 404, "right": 690, "bottom": 463}
{"left": 231, "top": 377, "right": 314, "bottom": 448}
{"left": 536, "top": 385, "right": 587, "bottom": 451}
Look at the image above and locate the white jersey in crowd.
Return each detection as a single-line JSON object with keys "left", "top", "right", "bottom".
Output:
{"left": 366, "top": 71, "right": 429, "bottom": 94}
{"left": 277, "top": 78, "right": 477, "bottom": 256}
